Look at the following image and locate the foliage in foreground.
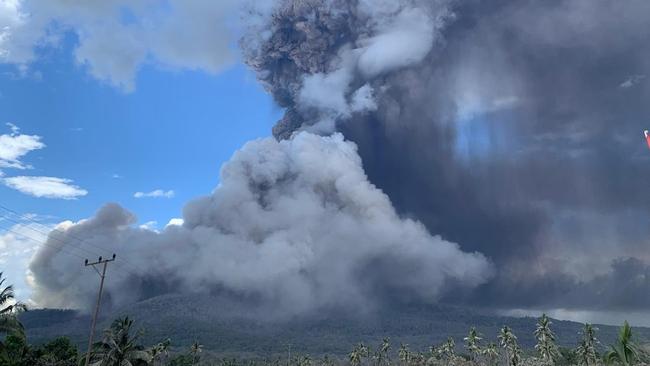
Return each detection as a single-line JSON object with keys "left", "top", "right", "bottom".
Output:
{"left": 3, "top": 312, "right": 650, "bottom": 366}
{"left": 0, "top": 273, "right": 649, "bottom": 365}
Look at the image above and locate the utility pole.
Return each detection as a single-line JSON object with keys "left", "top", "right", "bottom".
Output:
{"left": 83, "top": 254, "right": 116, "bottom": 366}
{"left": 287, "top": 343, "right": 292, "bottom": 366}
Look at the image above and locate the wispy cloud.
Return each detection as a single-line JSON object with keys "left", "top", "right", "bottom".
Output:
{"left": 165, "top": 218, "right": 184, "bottom": 227}
{"left": 3, "top": 176, "right": 88, "bottom": 199}
{"left": 134, "top": 189, "right": 175, "bottom": 199}
{"left": 0, "top": 123, "right": 45, "bottom": 169}
{"left": 0, "top": 0, "right": 237, "bottom": 91}
{"left": 620, "top": 74, "right": 646, "bottom": 88}
{"left": 139, "top": 221, "right": 158, "bottom": 231}
{"left": 0, "top": 124, "right": 89, "bottom": 199}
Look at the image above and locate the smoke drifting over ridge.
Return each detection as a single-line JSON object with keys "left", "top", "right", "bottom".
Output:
{"left": 27, "top": 0, "right": 650, "bottom": 314}
{"left": 29, "top": 133, "right": 491, "bottom": 313}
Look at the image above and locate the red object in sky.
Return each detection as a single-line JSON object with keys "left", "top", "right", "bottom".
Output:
{"left": 645, "top": 130, "right": 650, "bottom": 150}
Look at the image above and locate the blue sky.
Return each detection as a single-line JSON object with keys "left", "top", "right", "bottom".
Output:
{"left": 0, "top": 27, "right": 278, "bottom": 300}
{"left": 0, "top": 37, "right": 278, "bottom": 228}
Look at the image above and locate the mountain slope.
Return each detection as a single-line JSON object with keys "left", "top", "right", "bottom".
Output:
{"left": 20, "top": 294, "right": 650, "bottom": 356}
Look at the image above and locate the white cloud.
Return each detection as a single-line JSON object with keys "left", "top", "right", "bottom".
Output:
{"left": 165, "top": 218, "right": 184, "bottom": 227}
{"left": 0, "top": 123, "right": 89, "bottom": 199}
{"left": 3, "top": 176, "right": 88, "bottom": 199}
{"left": 0, "top": 0, "right": 34, "bottom": 64}
{"left": 0, "top": 223, "right": 46, "bottom": 258}
{"left": 0, "top": 123, "right": 45, "bottom": 169}
{"left": 133, "top": 189, "right": 174, "bottom": 199}
{"left": 0, "top": 222, "right": 51, "bottom": 302}
{"left": 139, "top": 221, "right": 158, "bottom": 231}
{"left": 6, "top": 122, "right": 19, "bottom": 134}
{"left": 0, "top": 0, "right": 238, "bottom": 91}
{"left": 620, "top": 74, "right": 646, "bottom": 88}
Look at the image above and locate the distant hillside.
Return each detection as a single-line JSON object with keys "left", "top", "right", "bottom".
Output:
{"left": 20, "top": 294, "right": 650, "bottom": 357}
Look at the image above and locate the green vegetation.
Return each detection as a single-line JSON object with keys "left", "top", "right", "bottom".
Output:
{"left": 0, "top": 272, "right": 26, "bottom": 348}
{"left": 576, "top": 324, "right": 599, "bottom": 366}
{"left": 534, "top": 314, "right": 559, "bottom": 364}
{"left": 85, "top": 317, "right": 153, "bottom": 365}
{"left": 0, "top": 272, "right": 27, "bottom": 365}
{"left": 1, "top": 274, "right": 650, "bottom": 365}
{"left": 464, "top": 327, "right": 482, "bottom": 362}
{"left": 603, "top": 322, "right": 639, "bottom": 366}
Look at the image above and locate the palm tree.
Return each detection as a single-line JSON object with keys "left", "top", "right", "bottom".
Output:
{"left": 150, "top": 338, "right": 171, "bottom": 365}
{"left": 190, "top": 340, "right": 203, "bottom": 365}
{"left": 373, "top": 338, "right": 390, "bottom": 366}
{"left": 298, "top": 355, "right": 312, "bottom": 366}
{"left": 482, "top": 342, "right": 499, "bottom": 366}
{"left": 498, "top": 326, "right": 512, "bottom": 362}
{"left": 413, "top": 352, "right": 426, "bottom": 366}
{"left": 443, "top": 337, "right": 455, "bottom": 358}
{"left": 0, "top": 272, "right": 26, "bottom": 356}
{"left": 534, "top": 314, "right": 559, "bottom": 364}
{"left": 398, "top": 343, "right": 410, "bottom": 366}
{"left": 321, "top": 355, "right": 334, "bottom": 366}
{"left": 360, "top": 343, "right": 370, "bottom": 362}
{"left": 499, "top": 326, "right": 520, "bottom": 366}
{"left": 464, "top": 327, "right": 483, "bottom": 362}
{"left": 576, "top": 324, "right": 599, "bottom": 366}
{"left": 350, "top": 343, "right": 368, "bottom": 366}
{"left": 511, "top": 344, "right": 522, "bottom": 366}
{"left": 86, "top": 317, "right": 152, "bottom": 366}
{"left": 350, "top": 347, "right": 362, "bottom": 366}
{"left": 604, "top": 321, "right": 639, "bottom": 366}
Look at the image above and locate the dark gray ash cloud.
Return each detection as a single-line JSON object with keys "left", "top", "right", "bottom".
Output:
{"left": 28, "top": 0, "right": 650, "bottom": 315}
{"left": 241, "top": 0, "right": 650, "bottom": 310}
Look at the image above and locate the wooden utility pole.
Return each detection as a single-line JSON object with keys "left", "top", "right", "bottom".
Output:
{"left": 83, "top": 254, "right": 116, "bottom": 366}
{"left": 287, "top": 343, "right": 292, "bottom": 366}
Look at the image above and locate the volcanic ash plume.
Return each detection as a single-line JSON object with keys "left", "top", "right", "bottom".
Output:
{"left": 29, "top": 0, "right": 650, "bottom": 316}
{"left": 29, "top": 133, "right": 492, "bottom": 314}
{"left": 241, "top": 0, "right": 454, "bottom": 138}
{"left": 241, "top": 0, "right": 650, "bottom": 312}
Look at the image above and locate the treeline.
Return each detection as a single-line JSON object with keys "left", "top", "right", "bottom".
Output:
{"left": 3, "top": 313, "right": 648, "bottom": 366}
{"left": 1, "top": 272, "right": 649, "bottom": 365}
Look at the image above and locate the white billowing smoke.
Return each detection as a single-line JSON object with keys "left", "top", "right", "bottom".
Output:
{"left": 296, "top": 3, "right": 452, "bottom": 133}
{"left": 29, "top": 133, "right": 492, "bottom": 314}
{"left": 356, "top": 6, "right": 445, "bottom": 78}
{"left": 240, "top": 0, "right": 456, "bottom": 140}
{"left": 18, "top": 0, "right": 495, "bottom": 315}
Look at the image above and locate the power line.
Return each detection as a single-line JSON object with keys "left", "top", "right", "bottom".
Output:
{"left": 0, "top": 204, "right": 143, "bottom": 273}
{"left": 0, "top": 205, "right": 116, "bottom": 257}
{"left": 0, "top": 214, "right": 102, "bottom": 258}
{"left": 0, "top": 220, "right": 138, "bottom": 284}
{"left": 0, "top": 221, "right": 87, "bottom": 260}
{"left": 0, "top": 206, "right": 142, "bottom": 275}
{"left": 0, "top": 219, "right": 138, "bottom": 280}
